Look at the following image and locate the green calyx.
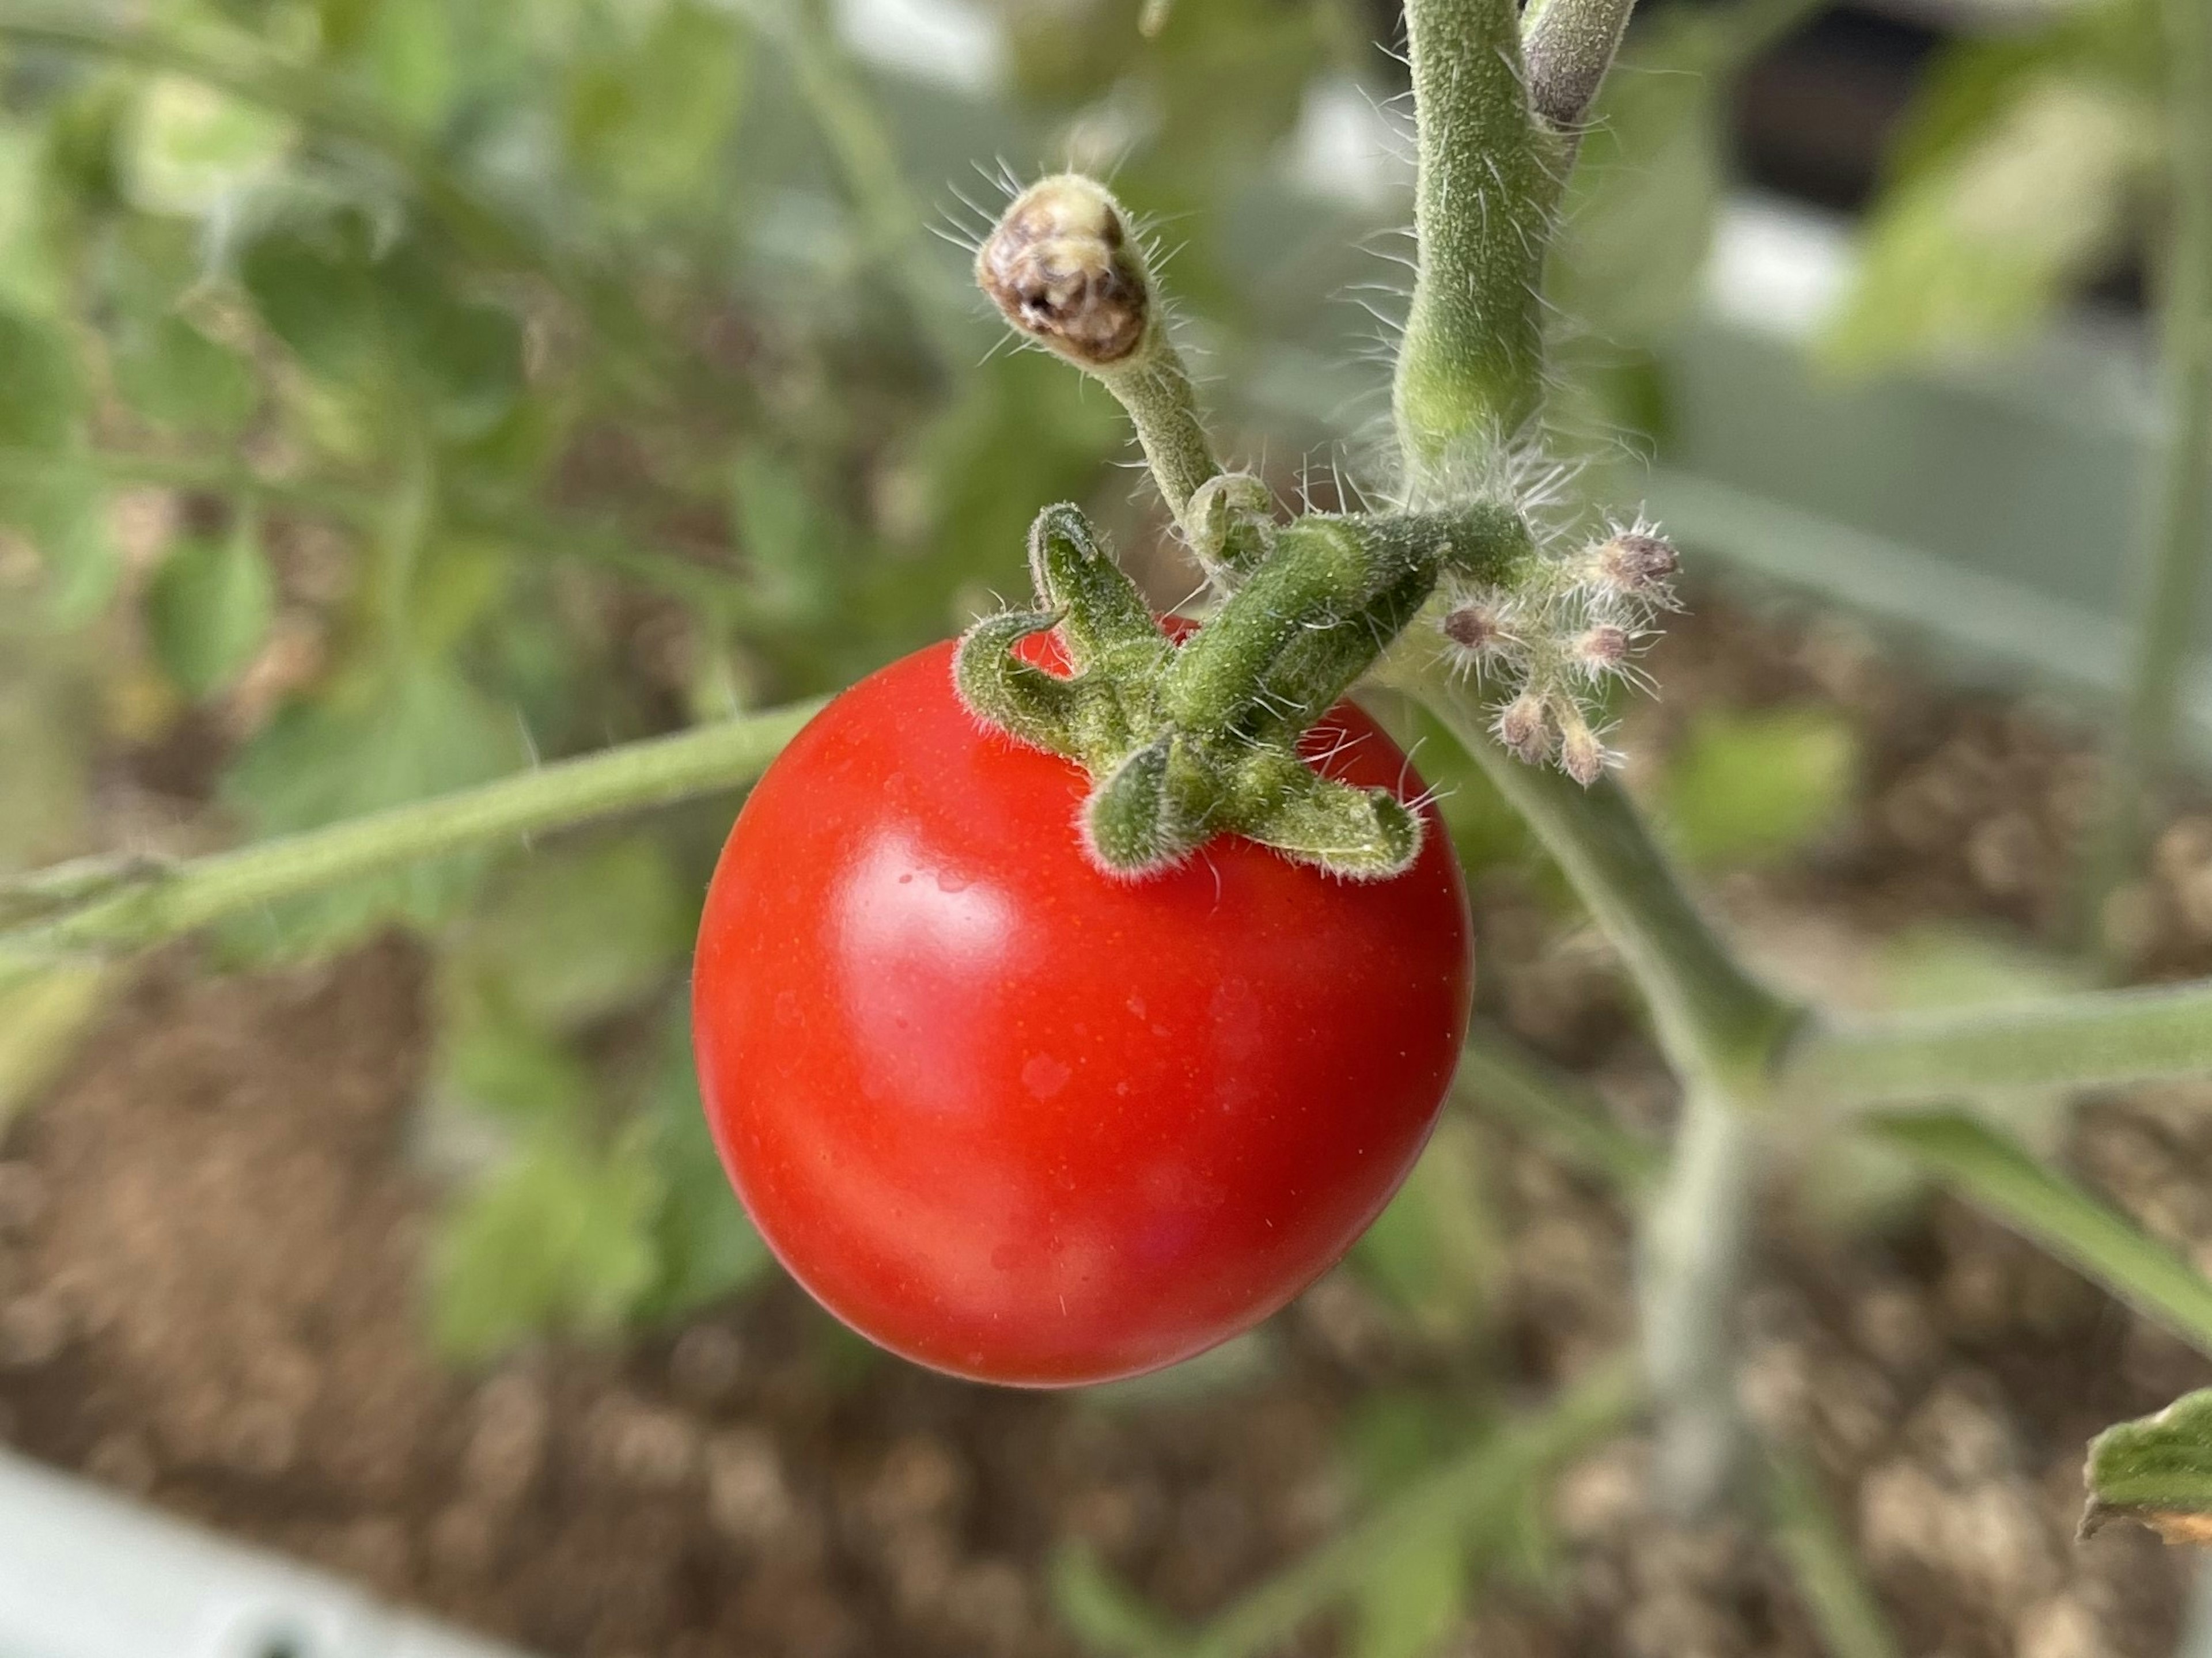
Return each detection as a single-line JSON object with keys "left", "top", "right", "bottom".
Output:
{"left": 955, "top": 498, "right": 1535, "bottom": 881}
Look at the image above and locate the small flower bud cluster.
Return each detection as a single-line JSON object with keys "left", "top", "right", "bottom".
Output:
{"left": 1438, "top": 518, "right": 1678, "bottom": 787}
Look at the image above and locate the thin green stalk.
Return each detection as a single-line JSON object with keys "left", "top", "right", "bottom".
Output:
{"left": 0, "top": 699, "right": 821, "bottom": 968}
{"left": 1764, "top": 1452, "right": 1904, "bottom": 1658}
{"left": 1396, "top": 661, "right": 1791, "bottom": 1515}
{"left": 1785, "top": 978, "right": 2212, "bottom": 1105}
{"left": 1868, "top": 1110, "right": 2212, "bottom": 1356}
{"left": 769, "top": 0, "right": 967, "bottom": 356}
{"left": 1638, "top": 1086, "right": 1759, "bottom": 1512}
{"left": 1399, "top": 663, "right": 1800, "bottom": 1095}
{"left": 1176, "top": 1359, "right": 1641, "bottom": 1658}
{"left": 1395, "top": 0, "right": 1560, "bottom": 491}
{"left": 1097, "top": 354, "right": 1220, "bottom": 529}
{"left": 1455, "top": 1025, "right": 1661, "bottom": 1192}
{"left": 2080, "top": 0, "right": 2212, "bottom": 945}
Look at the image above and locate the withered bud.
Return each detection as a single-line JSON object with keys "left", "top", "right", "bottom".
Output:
{"left": 1497, "top": 693, "right": 1550, "bottom": 765}
{"left": 1575, "top": 624, "right": 1632, "bottom": 668}
{"left": 976, "top": 176, "right": 1150, "bottom": 369}
{"left": 1596, "top": 530, "right": 1679, "bottom": 594}
{"left": 1559, "top": 715, "right": 1607, "bottom": 786}
{"left": 1442, "top": 604, "right": 1505, "bottom": 654}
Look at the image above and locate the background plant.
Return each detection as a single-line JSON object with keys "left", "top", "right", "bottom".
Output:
{"left": 7, "top": 0, "right": 2212, "bottom": 1655}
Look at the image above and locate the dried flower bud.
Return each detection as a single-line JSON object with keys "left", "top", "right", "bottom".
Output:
{"left": 1497, "top": 693, "right": 1550, "bottom": 764}
{"left": 976, "top": 176, "right": 1150, "bottom": 369}
{"left": 1596, "top": 529, "right": 1678, "bottom": 594}
{"left": 1575, "top": 624, "right": 1631, "bottom": 669}
{"left": 1559, "top": 715, "right": 1608, "bottom": 786}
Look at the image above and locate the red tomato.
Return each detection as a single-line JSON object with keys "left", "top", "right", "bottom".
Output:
{"left": 692, "top": 629, "right": 1471, "bottom": 1386}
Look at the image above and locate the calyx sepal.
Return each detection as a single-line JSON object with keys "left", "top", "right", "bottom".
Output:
{"left": 956, "top": 499, "right": 1536, "bottom": 881}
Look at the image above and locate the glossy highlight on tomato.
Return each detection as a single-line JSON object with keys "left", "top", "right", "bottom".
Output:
{"left": 692, "top": 631, "right": 1472, "bottom": 1386}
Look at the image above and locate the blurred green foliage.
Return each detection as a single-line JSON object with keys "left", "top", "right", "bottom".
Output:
{"left": 0, "top": 0, "right": 1385, "bottom": 1360}
{"left": 1824, "top": 0, "right": 2162, "bottom": 371}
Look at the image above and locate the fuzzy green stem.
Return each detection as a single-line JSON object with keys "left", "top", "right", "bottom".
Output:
{"left": 1763, "top": 1452, "right": 1906, "bottom": 1658}
{"left": 1395, "top": 0, "right": 1560, "bottom": 491}
{"left": 1400, "top": 661, "right": 1798, "bottom": 1093}
{"left": 1174, "top": 1357, "right": 1641, "bottom": 1658}
{"left": 1867, "top": 1111, "right": 2212, "bottom": 1356}
{"left": 1785, "top": 978, "right": 2212, "bottom": 1105}
{"left": 1638, "top": 1087, "right": 1758, "bottom": 1514}
{"left": 2080, "top": 0, "right": 2212, "bottom": 948}
{"left": 1096, "top": 353, "right": 1220, "bottom": 528}
{"left": 1402, "top": 658, "right": 1793, "bottom": 1513}
{"left": 0, "top": 700, "right": 820, "bottom": 970}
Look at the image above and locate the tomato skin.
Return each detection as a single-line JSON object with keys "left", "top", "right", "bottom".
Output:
{"left": 692, "top": 633, "right": 1472, "bottom": 1386}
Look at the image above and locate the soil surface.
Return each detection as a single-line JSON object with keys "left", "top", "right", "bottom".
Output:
{"left": 6, "top": 593, "right": 2212, "bottom": 1657}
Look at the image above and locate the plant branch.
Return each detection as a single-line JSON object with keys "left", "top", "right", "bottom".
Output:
{"left": 1395, "top": 0, "right": 1560, "bottom": 489}
{"left": 1175, "top": 1357, "right": 1640, "bottom": 1658}
{"left": 1868, "top": 1111, "right": 2212, "bottom": 1356}
{"left": 1455, "top": 1024, "right": 1660, "bottom": 1192}
{"left": 1638, "top": 1085, "right": 1759, "bottom": 1513}
{"left": 1396, "top": 661, "right": 1800, "bottom": 1094}
{"left": 1763, "top": 1451, "right": 1905, "bottom": 1658}
{"left": 1785, "top": 978, "right": 2212, "bottom": 1105}
{"left": 0, "top": 700, "right": 820, "bottom": 969}
{"left": 2079, "top": 0, "right": 2212, "bottom": 944}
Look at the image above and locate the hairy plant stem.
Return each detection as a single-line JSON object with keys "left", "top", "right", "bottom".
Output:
{"left": 2080, "top": 0, "right": 2212, "bottom": 951}
{"left": 1172, "top": 1357, "right": 1641, "bottom": 1658}
{"left": 1097, "top": 354, "right": 1219, "bottom": 529}
{"left": 1400, "top": 658, "right": 1792, "bottom": 1511}
{"left": 1785, "top": 978, "right": 2212, "bottom": 1105}
{"left": 1395, "top": 0, "right": 1565, "bottom": 490}
{"left": 0, "top": 700, "right": 820, "bottom": 973}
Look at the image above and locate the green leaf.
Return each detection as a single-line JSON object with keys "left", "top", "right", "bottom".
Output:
{"left": 123, "top": 74, "right": 294, "bottom": 218}
{"left": 1553, "top": 10, "right": 1732, "bottom": 344}
{"left": 1050, "top": 1545, "right": 1191, "bottom": 1657}
{"left": 567, "top": 0, "right": 751, "bottom": 213}
{"left": 1660, "top": 707, "right": 1858, "bottom": 871}
{"left": 1349, "top": 1522, "right": 1467, "bottom": 1658}
{"left": 0, "top": 458, "right": 118, "bottom": 627}
{"left": 217, "top": 662, "right": 526, "bottom": 960}
{"left": 2083, "top": 1390, "right": 2212, "bottom": 1545}
{"left": 1763, "top": 1453, "right": 1906, "bottom": 1658}
{"left": 0, "top": 308, "right": 82, "bottom": 452}
{"left": 433, "top": 993, "right": 597, "bottom": 1124}
{"left": 1353, "top": 1115, "right": 1501, "bottom": 1344}
{"left": 1866, "top": 1111, "right": 2212, "bottom": 1356}
{"left": 459, "top": 840, "right": 689, "bottom": 1031}
{"left": 0, "top": 962, "right": 111, "bottom": 1133}
{"left": 639, "top": 1015, "right": 773, "bottom": 1318}
{"left": 112, "top": 313, "right": 258, "bottom": 437}
{"left": 1822, "top": 73, "right": 2154, "bottom": 371}
{"left": 429, "top": 1122, "right": 661, "bottom": 1362}
{"left": 362, "top": 0, "right": 459, "bottom": 131}
{"left": 731, "top": 447, "right": 840, "bottom": 623}
{"left": 145, "top": 518, "right": 275, "bottom": 700}
{"left": 238, "top": 217, "right": 383, "bottom": 386}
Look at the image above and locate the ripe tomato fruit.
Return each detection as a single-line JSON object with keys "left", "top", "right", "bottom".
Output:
{"left": 692, "top": 631, "right": 1471, "bottom": 1386}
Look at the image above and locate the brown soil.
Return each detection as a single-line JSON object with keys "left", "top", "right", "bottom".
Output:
{"left": 5, "top": 593, "right": 2212, "bottom": 1657}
